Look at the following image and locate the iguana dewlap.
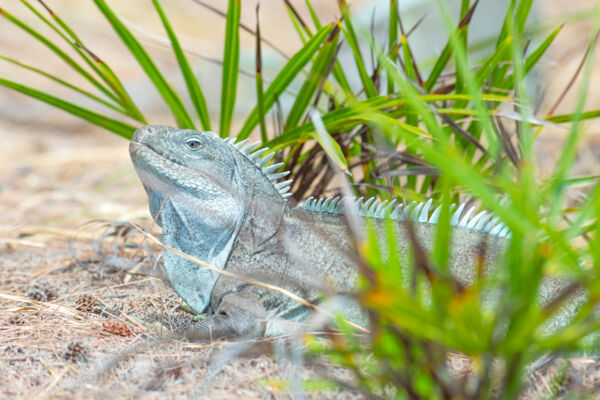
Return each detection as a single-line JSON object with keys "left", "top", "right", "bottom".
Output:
{"left": 129, "top": 125, "right": 578, "bottom": 341}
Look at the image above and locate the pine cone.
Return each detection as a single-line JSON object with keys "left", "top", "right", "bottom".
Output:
{"left": 7, "top": 313, "right": 25, "bottom": 325}
{"left": 30, "top": 280, "right": 57, "bottom": 301}
{"left": 75, "top": 294, "right": 103, "bottom": 314}
{"left": 25, "top": 288, "right": 48, "bottom": 302}
{"left": 103, "top": 320, "right": 133, "bottom": 337}
{"left": 63, "top": 341, "right": 88, "bottom": 362}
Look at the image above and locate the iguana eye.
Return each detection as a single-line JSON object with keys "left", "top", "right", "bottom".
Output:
{"left": 186, "top": 139, "right": 202, "bottom": 150}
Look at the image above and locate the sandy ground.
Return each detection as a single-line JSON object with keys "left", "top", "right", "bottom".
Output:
{"left": 1, "top": 0, "right": 600, "bottom": 398}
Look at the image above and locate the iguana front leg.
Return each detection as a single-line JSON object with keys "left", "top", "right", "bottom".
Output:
{"left": 179, "top": 291, "right": 267, "bottom": 341}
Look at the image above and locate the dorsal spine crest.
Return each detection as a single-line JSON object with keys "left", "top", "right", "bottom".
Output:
{"left": 300, "top": 196, "right": 511, "bottom": 238}
{"left": 225, "top": 137, "right": 293, "bottom": 200}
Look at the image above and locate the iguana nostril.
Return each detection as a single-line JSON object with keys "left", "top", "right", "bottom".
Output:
{"left": 132, "top": 125, "right": 154, "bottom": 143}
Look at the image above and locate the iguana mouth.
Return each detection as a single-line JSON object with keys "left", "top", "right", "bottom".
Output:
{"left": 130, "top": 140, "right": 231, "bottom": 193}
{"left": 131, "top": 140, "right": 186, "bottom": 169}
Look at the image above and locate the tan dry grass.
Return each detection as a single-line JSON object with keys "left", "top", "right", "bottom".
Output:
{"left": 0, "top": 238, "right": 366, "bottom": 399}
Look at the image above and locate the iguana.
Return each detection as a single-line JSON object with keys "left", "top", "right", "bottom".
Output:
{"left": 129, "top": 124, "right": 579, "bottom": 341}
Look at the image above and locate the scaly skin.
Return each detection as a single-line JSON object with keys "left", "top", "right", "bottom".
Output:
{"left": 130, "top": 125, "right": 579, "bottom": 341}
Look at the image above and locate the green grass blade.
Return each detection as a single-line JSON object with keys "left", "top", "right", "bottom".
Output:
{"left": 267, "top": 109, "right": 431, "bottom": 151}
{"left": 331, "top": 62, "right": 353, "bottom": 99}
{"left": 434, "top": 0, "right": 500, "bottom": 154}
{"left": 515, "top": 0, "right": 534, "bottom": 37}
{"left": 152, "top": 0, "right": 211, "bottom": 130}
{"left": 255, "top": 4, "right": 267, "bottom": 142}
{"left": 399, "top": 29, "right": 420, "bottom": 190}
{"left": 424, "top": 40, "right": 453, "bottom": 92}
{"left": 546, "top": 109, "right": 600, "bottom": 123}
{"left": 266, "top": 93, "right": 508, "bottom": 148}
{"left": 76, "top": 44, "right": 147, "bottom": 123}
{"left": 0, "top": 7, "right": 118, "bottom": 104}
{"left": 523, "top": 24, "right": 562, "bottom": 74}
{"left": 432, "top": 176, "right": 452, "bottom": 275}
{"left": 0, "top": 54, "right": 127, "bottom": 114}
{"left": 0, "top": 77, "right": 136, "bottom": 138}
{"left": 24, "top": 0, "right": 144, "bottom": 122}
{"left": 304, "top": 0, "right": 322, "bottom": 29}
{"left": 219, "top": 0, "right": 241, "bottom": 137}
{"left": 547, "top": 3, "right": 600, "bottom": 222}
{"left": 387, "top": 0, "right": 399, "bottom": 94}
{"left": 338, "top": 1, "right": 378, "bottom": 98}
{"left": 285, "top": 26, "right": 340, "bottom": 130}
{"left": 594, "top": 186, "right": 600, "bottom": 274}
{"left": 284, "top": 0, "right": 310, "bottom": 43}
{"left": 423, "top": 0, "right": 479, "bottom": 92}
{"left": 21, "top": 0, "right": 118, "bottom": 99}
{"left": 499, "top": 24, "right": 563, "bottom": 91}
{"left": 400, "top": 33, "right": 419, "bottom": 141}
{"left": 495, "top": 0, "right": 516, "bottom": 48}
{"left": 287, "top": 0, "right": 351, "bottom": 99}
{"left": 400, "top": 34, "right": 417, "bottom": 83}
{"left": 237, "top": 24, "right": 334, "bottom": 140}
{"left": 474, "top": 35, "right": 513, "bottom": 85}
{"left": 93, "top": 0, "right": 195, "bottom": 128}
{"left": 309, "top": 109, "right": 348, "bottom": 172}
{"left": 303, "top": 0, "right": 352, "bottom": 98}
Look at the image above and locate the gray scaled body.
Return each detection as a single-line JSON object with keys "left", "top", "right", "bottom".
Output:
{"left": 129, "top": 125, "right": 577, "bottom": 341}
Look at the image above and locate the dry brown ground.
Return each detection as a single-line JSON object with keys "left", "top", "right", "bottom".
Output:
{"left": 1, "top": 0, "right": 600, "bottom": 399}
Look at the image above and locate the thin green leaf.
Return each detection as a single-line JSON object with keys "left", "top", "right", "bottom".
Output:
{"left": 434, "top": 0, "right": 500, "bottom": 155}
{"left": 425, "top": 41, "right": 452, "bottom": 93}
{"left": 219, "top": 0, "right": 241, "bottom": 137}
{"left": 255, "top": 4, "right": 267, "bottom": 142}
{"left": 285, "top": 4, "right": 309, "bottom": 44}
{"left": 27, "top": 0, "right": 145, "bottom": 122}
{"left": 424, "top": 0, "right": 480, "bottom": 92}
{"left": 387, "top": 0, "right": 398, "bottom": 94}
{"left": 546, "top": 109, "right": 600, "bottom": 123}
{"left": 285, "top": 1, "right": 351, "bottom": 101}
{"left": 0, "top": 7, "right": 118, "bottom": 104}
{"left": 0, "top": 77, "right": 136, "bottom": 138}
{"left": 474, "top": 35, "right": 513, "bottom": 85}
{"left": 309, "top": 109, "right": 348, "bottom": 172}
{"left": 93, "top": 0, "right": 195, "bottom": 128}
{"left": 0, "top": 54, "right": 126, "bottom": 114}
{"left": 515, "top": 0, "right": 534, "bottom": 37}
{"left": 304, "top": 0, "right": 322, "bottom": 29}
{"left": 400, "top": 34, "right": 417, "bottom": 83}
{"left": 524, "top": 24, "right": 563, "bottom": 74}
{"left": 285, "top": 26, "right": 340, "bottom": 130}
{"left": 75, "top": 42, "right": 147, "bottom": 123}
{"left": 266, "top": 92, "right": 509, "bottom": 148}
{"left": 432, "top": 177, "right": 452, "bottom": 275}
{"left": 547, "top": 3, "right": 600, "bottom": 223}
{"left": 153, "top": 0, "right": 211, "bottom": 130}
{"left": 338, "top": 1, "right": 377, "bottom": 98}
{"left": 237, "top": 24, "right": 334, "bottom": 140}
{"left": 495, "top": 0, "right": 517, "bottom": 48}
{"left": 284, "top": 0, "right": 311, "bottom": 42}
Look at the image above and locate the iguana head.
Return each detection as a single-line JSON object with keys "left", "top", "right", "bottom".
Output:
{"left": 130, "top": 124, "right": 241, "bottom": 203}
{"left": 129, "top": 124, "right": 291, "bottom": 313}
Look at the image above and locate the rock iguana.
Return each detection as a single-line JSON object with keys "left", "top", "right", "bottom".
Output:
{"left": 129, "top": 124, "right": 578, "bottom": 341}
